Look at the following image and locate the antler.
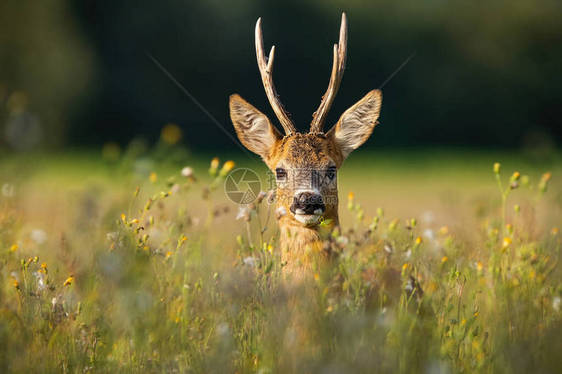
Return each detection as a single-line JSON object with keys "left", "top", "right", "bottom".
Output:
{"left": 310, "top": 13, "right": 348, "bottom": 134}
{"left": 255, "top": 18, "right": 297, "bottom": 135}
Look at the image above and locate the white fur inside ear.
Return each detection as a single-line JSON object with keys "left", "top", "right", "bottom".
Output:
{"left": 230, "top": 95, "right": 280, "bottom": 158}
{"left": 333, "top": 90, "right": 382, "bottom": 158}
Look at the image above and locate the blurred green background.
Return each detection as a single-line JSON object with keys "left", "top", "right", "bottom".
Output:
{"left": 0, "top": 0, "right": 561, "bottom": 154}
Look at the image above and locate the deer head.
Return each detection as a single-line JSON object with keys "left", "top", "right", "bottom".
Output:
{"left": 230, "top": 13, "right": 382, "bottom": 260}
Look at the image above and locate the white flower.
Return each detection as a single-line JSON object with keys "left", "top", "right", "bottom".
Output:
{"left": 181, "top": 167, "right": 193, "bottom": 178}
{"left": 236, "top": 206, "right": 250, "bottom": 221}
{"left": 275, "top": 206, "right": 287, "bottom": 219}
{"left": 31, "top": 229, "right": 47, "bottom": 244}
{"left": 34, "top": 271, "right": 46, "bottom": 291}
{"left": 423, "top": 229, "right": 435, "bottom": 240}
{"left": 2, "top": 183, "right": 15, "bottom": 197}
{"left": 243, "top": 256, "right": 256, "bottom": 267}
{"left": 553, "top": 296, "right": 561, "bottom": 312}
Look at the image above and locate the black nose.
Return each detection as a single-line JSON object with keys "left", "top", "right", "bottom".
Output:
{"left": 290, "top": 192, "right": 325, "bottom": 215}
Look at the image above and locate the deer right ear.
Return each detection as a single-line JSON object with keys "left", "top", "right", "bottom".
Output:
{"left": 229, "top": 94, "right": 282, "bottom": 159}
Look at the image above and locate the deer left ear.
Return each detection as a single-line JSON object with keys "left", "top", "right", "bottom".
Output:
{"left": 328, "top": 89, "right": 382, "bottom": 158}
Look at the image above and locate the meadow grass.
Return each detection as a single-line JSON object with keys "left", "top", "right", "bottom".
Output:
{"left": 0, "top": 148, "right": 560, "bottom": 373}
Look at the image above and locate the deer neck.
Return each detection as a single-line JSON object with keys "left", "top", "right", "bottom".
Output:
{"left": 277, "top": 204, "right": 339, "bottom": 273}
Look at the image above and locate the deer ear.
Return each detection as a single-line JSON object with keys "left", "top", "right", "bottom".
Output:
{"left": 328, "top": 89, "right": 382, "bottom": 158}
{"left": 229, "top": 94, "right": 282, "bottom": 159}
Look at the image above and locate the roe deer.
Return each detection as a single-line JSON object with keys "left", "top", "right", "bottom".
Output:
{"left": 229, "top": 13, "right": 382, "bottom": 275}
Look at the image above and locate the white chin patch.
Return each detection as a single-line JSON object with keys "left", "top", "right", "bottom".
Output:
{"left": 294, "top": 213, "right": 322, "bottom": 226}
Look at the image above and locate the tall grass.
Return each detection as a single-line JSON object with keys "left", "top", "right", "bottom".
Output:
{"left": 0, "top": 152, "right": 560, "bottom": 373}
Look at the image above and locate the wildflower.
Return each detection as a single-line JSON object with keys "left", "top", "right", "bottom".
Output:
{"left": 181, "top": 166, "right": 194, "bottom": 178}
{"left": 439, "top": 226, "right": 449, "bottom": 236}
{"left": 165, "top": 251, "right": 173, "bottom": 259}
{"left": 161, "top": 123, "right": 182, "bottom": 144}
{"left": 265, "top": 243, "right": 273, "bottom": 254}
{"left": 219, "top": 161, "right": 235, "bottom": 177}
{"left": 376, "top": 207, "right": 384, "bottom": 217}
{"left": 423, "top": 229, "right": 435, "bottom": 240}
{"left": 149, "top": 172, "right": 158, "bottom": 183}
{"left": 12, "top": 279, "right": 20, "bottom": 290}
{"left": 31, "top": 229, "right": 47, "bottom": 244}
{"left": 236, "top": 206, "right": 251, "bottom": 222}
{"left": 510, "top": 171, "right": 520, "bottom": 182}
{"left": 384, "top": 243, "right": 393, "bottom": 254}
{"left": 63, "top": 275, "right": 74, "bottom": 287}
{"left": 243, "top": 257, "right": 256, "bottom": 267}
{"left": 502, "top": 237, "right": 512, "bottom": 249}
{"left": 347, "top": 191, "right": 355, "bottom": 201}
{"left": 275, "top": 206, "right": 287, "bottom": 220}
{"left": 209, "top": 157, "right": 220, "bottom": 176}
{"left": 553, "top": 296, "right": 561, "bottom": 312}
{"left": 514, "top": 204, "right": 520, "bottom": 213}
{"left": 539, "top": 172, "right": 552, "bottom": 193}
{"left": 326, "top": 305, "right": 334, "bottom": 313}
{"left": 476, "top": 261, "right": 483, "bottom": 271}
{"left": 121, "top": 213, "right": 126, "bottom": 223}
{"left": 131, "top": 218, "right": 139, "bottom": 224}
{"left": 314, "top": 273, "right": 320, "bottom": 281}
{"left": 256, "top": 191, "right": 267, "bottom": 204}
{"left": 551, "top": 227, "right": 559, "bottom": 236}
{"left": 506, "top": 223, "right": 513, "bottom": 235}
{"left": 415, "top": 236, "right": 423, "bottom": 245}
{"left": 388, "top": 218, "right": 399, "bottom": 231}
{"left": 10, "top": 244, "right": 18, "bottom": 252}
{"left": 266, "top": 190, "right": 276, "bottom": 204}
{"left": 441, "top": 256, "right": 448, "bottom": 263}
{"left": 493, "top": 162, "right": 501, "bottom": 174}
{"left": 402, "top": 263, "right": 410, "bottom": 271}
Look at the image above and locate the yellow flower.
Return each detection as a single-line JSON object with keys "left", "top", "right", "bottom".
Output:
{"left": 441, "top": 256, "right": 448, "bottom": 263}
{"left": 209, "top": 157, "right": 220, "bottom": 176}
{"left": 121, "top": 213, "right": 127, "bottom": 223}
{"left": 493, "top": 162, "right": 501, "bottom": 174}
{"left": 347, "top": 191, "right": 355, "bottom": 201}
{"left": 476, "top": 261, "right": 483, "bottom": 271}
{"left": 165, "top": 251, "right": 173, "bottom": 259}
{"left": 131, "top": 218, "right": 139, "bottom": 224}
{"left": 219, "top": 160, "right": 235, "bottom": 177}
{"left": 41, "top": 262, "right": 47, "bottom": 269}
{"left": 161, "top": 123, "right": 182, "bottom": 144}
{"left": 10, "top": 244, "right": 18, "bottom": 252}
{"left": 415, "top": 236, "right": 423, "bottom": 245}
{"left": 222, "top": 160, "right": 235, "bottom": 172}
{"left": 63, "top": 275, "right": 74, "bottom": 287}
{"left": 402, "top": 263, "right": 410, "bottom": 271}
{"left": 12, "top": 279, "right": 19, "bottom": 289}
{"left": 314, "top": 273, "right": 320, "bottom": 281}
{"left": 149, "top": 172, "right": 157, "bottom": 183}
{"left": 502, "top": 237, "right": 512, "bottom": 248}
{"left": 551, "top": 227, "right": 559, "bottom": 236}
{"left": 510, "top": 171, "right": 520, "bottom": 181}
{"left": 439, "top": 226, "right": 449, "bottom": 236}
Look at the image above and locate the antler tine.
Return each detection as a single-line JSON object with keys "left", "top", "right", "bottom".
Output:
{"left": 310, "top": 12, "right": 348, "bottom": 134}
{"left": 255, "top": 18, "right": 297, "bottom": 135}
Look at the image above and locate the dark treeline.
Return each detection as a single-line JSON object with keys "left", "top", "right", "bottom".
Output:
{"left": 1, "top": 0, "right": 561, "bottom": 151}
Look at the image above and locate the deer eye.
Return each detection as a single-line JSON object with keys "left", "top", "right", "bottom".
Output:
{"left": 275, "top": 167, "right": 287, "bottom": 180}
{"left": 326, "top": 166, "right": 337, "bottom": 180}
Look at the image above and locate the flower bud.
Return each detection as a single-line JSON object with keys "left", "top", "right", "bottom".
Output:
{"left": 493, "top": 162, "right": 501, "bottom": 174}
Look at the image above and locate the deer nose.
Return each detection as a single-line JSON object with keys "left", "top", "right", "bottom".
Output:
{"left": 290, "top": 192, "right": 325, "bottom": 215}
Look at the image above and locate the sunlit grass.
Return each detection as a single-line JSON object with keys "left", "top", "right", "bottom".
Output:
{"left": 0, "top": 148, "right": 560, "bottom": 373}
